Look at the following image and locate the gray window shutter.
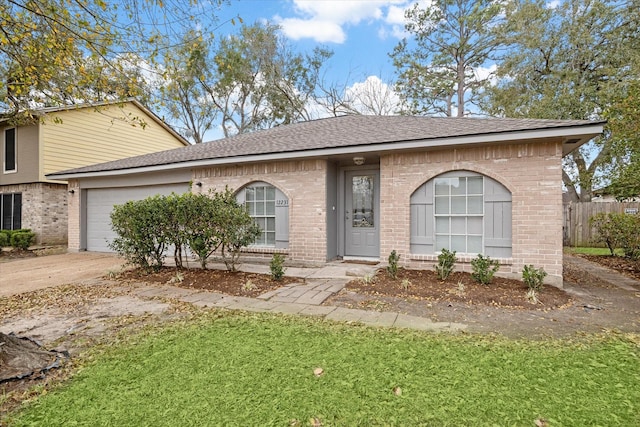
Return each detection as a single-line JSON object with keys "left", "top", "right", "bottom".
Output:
{"left": 274, "top": 187, "right": 289, "bottom": 249}
{"left": 410, "top": 181, "right": 434, "bottom": 254}
{"left": 484, "top": 179, "right": 512, "bottom": 257}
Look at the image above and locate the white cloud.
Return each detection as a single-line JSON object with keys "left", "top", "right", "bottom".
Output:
{"left": 276, "top": 0, "right": 415, "bottom": 43}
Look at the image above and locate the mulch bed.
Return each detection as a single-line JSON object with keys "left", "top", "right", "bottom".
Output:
{"left": 118, "top": 267, "right": 301, "bottom": 298}
{"left": 342, "top": 269, "right": 573, "bottom": 310}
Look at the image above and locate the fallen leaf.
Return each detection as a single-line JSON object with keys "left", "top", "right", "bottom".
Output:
{"left": 393, "top": 386, "right": 402, "bottom": 396}
{"left": 534, "top": 418, "right": 548, "bottom": 427}
{"left": 313, "top": 367, "right": 324, "bottom": 377}
{"left": 310, "top": 417, "right": 322, "bottom": 426}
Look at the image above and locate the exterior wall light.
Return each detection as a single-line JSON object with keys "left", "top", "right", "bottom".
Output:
{"left": 353, "top": 156, "right": 365, "bottom": 166}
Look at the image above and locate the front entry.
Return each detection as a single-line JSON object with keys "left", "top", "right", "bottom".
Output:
{"left": 344, "top": 169, "right": 380, "bottom": 258}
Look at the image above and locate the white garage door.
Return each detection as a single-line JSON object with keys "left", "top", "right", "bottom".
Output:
{"left": 86, "top": 184, "right": 189, "bottom": 252}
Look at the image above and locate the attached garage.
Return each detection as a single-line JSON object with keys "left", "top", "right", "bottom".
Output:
{"left": 84, "top": 184, "right": 189, "bottom": 252}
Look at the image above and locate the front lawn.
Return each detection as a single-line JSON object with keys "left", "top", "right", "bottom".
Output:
{"left": 7, "top": 312, "right": 640, "bottom": 426}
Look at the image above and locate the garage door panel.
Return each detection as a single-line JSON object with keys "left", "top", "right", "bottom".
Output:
{"left": 86, "top": 184, "right": 189, "bottom": 252}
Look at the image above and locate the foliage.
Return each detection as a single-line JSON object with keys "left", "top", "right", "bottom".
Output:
{"left": 9, "top": 313, "right": 640, "bottom": 426}
{"left": 391, "top": 0, "right": 502, "bottom": 116}
{"left": 161, "top": 22, "right": 333, "bottom": 142}
{"left": 0, "top": 0, "right": 225, "bottom": 122}
{"left": 435, "top": 248, "right": 457, "bottom": 281}
{"left": 484, "top": 0, "right": 639, "bottom": 202}
{"left": 0, "top": 231, "right": 9, "bottom": 247}
{"left": 386, "top": 250, "right": 400, "bottom": 279}
{"left": 109, "top": 195, "right": 169, "bottom": 272}
{"left": 269, "top": 253, "right": 286, "bottom": 281}
{"left": 183, "top": 192, "right": 226, "bottom": 270}
{"left": 590, "top": 212, "right": 640, "bottom": 258}
{"left": 7, "top": 230, "right": 35, "bottom": 250}
{"left": 470, "top": 254, "right": 500, "bottom": 285}
{"left": 522, "top": 265, "right": 547, "bottom": 292}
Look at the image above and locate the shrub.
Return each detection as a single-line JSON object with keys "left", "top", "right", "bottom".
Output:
{"left": 590, "top": 212, "right": 640, "bottom": 258}
{"left": 435, "top": 248, "right": 457, "bottom": 281}
{"left": 522, "top": 264, "right": 547, "bottom": 291}
{"left": 0, "top": 231, "right": 9, "bottom": 247}
{"left": 10, "top": 231, "right": 35, "bottom": 250}
{"left": 471, "top": 254, "right": 500, "bottom": 285}
{"left": 109, "top": 195, "right": 169, "bottom": 272}
{"left": 269, "top": 253, "right": 286, "bottom": 281}
{"left": 387, "top": 250, "right": 400, "bottom": 279}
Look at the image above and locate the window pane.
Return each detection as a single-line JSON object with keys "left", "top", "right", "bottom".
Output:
{"left": 266, "top": 186, "right": 275, "bottom": 200}
{"left": 436, "top": 217, "right": 449, "bottom": 233}
{"left": 255, "top": 234, "right": 265, "bottom": 245}
{"left": 266, "top": 232, "right": 276, "bottom": 245}
{"left": 468, "top": 177, "right": 483, "bottom": 194}
{"left": 451, "top": 235, "right": 466, "bottom": 252}
{"left": 256, "top": 186, "right": 265, "bottom": 201}
{"left": 451, "top": 217, "right": 466, "bottom": 233}
{"left": 4, "top": 128, "right": 16, "bottom": 171}
{"left": 245, "top": 187, "right": 255, "bottom": 201}
{"left": 435, "top": 197, "right": 449, "bottom": 214}
{"left": 266, "top": 201, "right": 275, "bottom": 215}
{"left": 451, "top": 196, "right": 466, "bottom": 214}
{"left": 468, "top": 196, "right": 483, "bottom": 214}
{"left": 435, "top": 235, "right": 449, "bottom": 251}
{"left": 468, "top": 217, "right": 483, "bottom": 234}
{"left": 468, "top": 236, "right": 483, "bottom": 254}
{"left": 352, "top": 175, "right": 374, "bottom": 228}
{"left": 267, "top": 217, "right": 275, "bottom": 231}
{"left": 255, "top": 217, "right": 265, "bottom": 230}
{"left": 245, "top": 201, "right": 255, "bottom": 215}
{"left": 256, "top": 202, "right": 264, "bottom": 215}
{"left": 434, "top": 178, "right": 450, "bottom": 195}
{"left": 13, "top": 194, "right": 21, "bottom": 229}
{"left": 451, "top": 178, "right": 465, "bottom": 195}
{"left": 1, "top": 194, "right": 11, "bottom": 230}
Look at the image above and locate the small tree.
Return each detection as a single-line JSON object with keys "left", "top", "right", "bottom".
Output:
{"left": 590, "top": 212, "right": 640, "bottom": 258}
{"left": 387, "top": 250, "right": 400, "bottom": 279}
{"left": 435, "top": 248, "right": 457, "bottom": 281}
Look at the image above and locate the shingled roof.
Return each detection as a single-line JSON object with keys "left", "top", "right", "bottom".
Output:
{"left": 47, "top": 115, "right": 604, "bottom": 178}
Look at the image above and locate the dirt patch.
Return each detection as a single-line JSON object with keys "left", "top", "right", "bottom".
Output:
{"left": 117, "top": 267, "right": 301, "bottom": 298}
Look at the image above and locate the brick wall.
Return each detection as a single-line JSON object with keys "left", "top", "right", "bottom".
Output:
{"left": 67, "top": 179, "right": 81, "bottom": 251}
{"left": 379, "top": 141, "right": 564, "bottom": 286}
{"left": 194, "top": 159, "right": 328, "bottom": 264}
{"left": 0, "top": 182, "right": 68, "bottom": 245}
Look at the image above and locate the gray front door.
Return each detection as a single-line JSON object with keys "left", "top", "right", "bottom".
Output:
{"left": 345, "top": 170, "right": 380, "bottom": 257}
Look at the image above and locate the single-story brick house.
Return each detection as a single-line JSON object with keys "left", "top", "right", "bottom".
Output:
{"left": 48, "top": 116, "right": 604, "bottom": 286}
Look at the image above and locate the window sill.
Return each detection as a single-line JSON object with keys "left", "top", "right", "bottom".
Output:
{"left": 410, "top": 253, "right": 513, "bottom": 266}
{"left": 241, "top": 246, "right": 289, "bottom": 255}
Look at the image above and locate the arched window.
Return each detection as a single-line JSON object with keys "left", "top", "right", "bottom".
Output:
{"left": 410, "top": 171, "right": 512, "bottom": 257}
{"left": 236, "top": 182, "right": 289, "bottom": 249}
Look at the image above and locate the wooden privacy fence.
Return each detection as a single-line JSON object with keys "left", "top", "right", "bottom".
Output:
{"left": 563, "top": 201, "right": 640, "bottom": 247}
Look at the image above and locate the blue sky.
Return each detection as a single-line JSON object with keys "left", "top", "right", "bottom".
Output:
{"left": 214, "top": 0, "right": 423, "bottom": 89}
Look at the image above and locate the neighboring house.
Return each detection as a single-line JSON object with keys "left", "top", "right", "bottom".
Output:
{"left": 48, "top": 116, "right": 604, "bottom": 286}
{"left": 0, "top": 100, "right": 189, "bottom": 245}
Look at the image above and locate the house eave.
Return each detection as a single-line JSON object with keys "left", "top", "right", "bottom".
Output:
{"left": 48, "top": 122, "right": 605, "bottom": 180}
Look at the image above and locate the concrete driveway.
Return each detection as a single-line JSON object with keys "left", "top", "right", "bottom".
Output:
{"left": 0, "top": 252, "right": 125, "bottom": 297}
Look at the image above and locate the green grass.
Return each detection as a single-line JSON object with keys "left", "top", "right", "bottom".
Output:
{"left": 7, "top": 312, "right": 640, "bottom": 426}
{"left": 564, "top": 246, "right": 622, "bottom": 256}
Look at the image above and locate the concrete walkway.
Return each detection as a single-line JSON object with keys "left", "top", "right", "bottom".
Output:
{"left": 132, "top": 282, "right": 468, "bottom": 333}
{"left": 564, "top": 254, "right": 640, "bottom": 291}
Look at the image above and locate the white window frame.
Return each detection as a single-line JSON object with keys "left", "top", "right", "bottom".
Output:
{"left": 244, "top": 184, "right": 277, "bottom": 246}
{"left": 433, "top": 175, "right": 484, "bottom": 255}
{"left": 3, "top": 128, "right": 17, "bottom": 174}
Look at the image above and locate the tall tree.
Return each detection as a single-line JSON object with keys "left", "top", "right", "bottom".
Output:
{"left": 485, "top": 0, "right": 638, "bottom": 202}
{"left": 0, "top": 0, "right": 225, "bottom": 123}
{"left": 390, "top": 0, "right": 502, "bottom": 117}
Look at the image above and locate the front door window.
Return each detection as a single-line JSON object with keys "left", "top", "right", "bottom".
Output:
{"left": 351, "top": 175, "right": 374, "bottom": 228}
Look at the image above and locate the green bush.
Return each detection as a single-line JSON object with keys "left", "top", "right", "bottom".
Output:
{"left": 269, "top": 253, "right": 286, "bottom": 281}
{"left": 10, "top": 231, "right": 36, "bottom": 250}
{"left": 590, "top": 212, "right": 640, "bottom": 258}
{"left": 109, "top": 189, "right": 261, "bottom": 273}
{"left": 0, "top": 231, "right": 9, "bottom": 247}
{"left": 435, "top": 248, "right": 457, "bottom": 281}
{"left": 522, "top": 264, "right": 547, "bottom": 291}
{"left": 387, "top": 250, "right": 400, "bottom": 279}
{"left": 471, "top": 254, "right": 500, "bottom": 285}
{"left": 110, "top": 195, "right": 170, "bottom": 272}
